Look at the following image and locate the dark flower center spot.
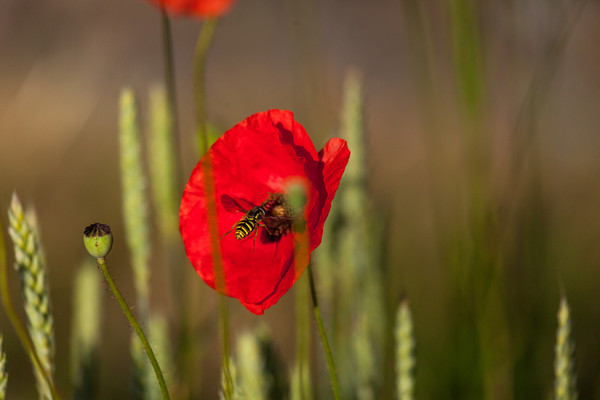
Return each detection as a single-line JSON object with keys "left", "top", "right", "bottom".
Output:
{"left": 261, "top": 193, "right": 301, "bottom": 241}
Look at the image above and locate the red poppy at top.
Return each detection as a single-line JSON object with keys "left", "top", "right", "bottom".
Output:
{"left": 179, "top": 110, "right": 350, "bottom": 314}
{"left": 145, "top": 0, "right": 235, "bottom": 18}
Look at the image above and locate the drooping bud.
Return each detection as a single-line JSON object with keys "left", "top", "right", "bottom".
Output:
{"left": 83, "top": 223, "right": 113, "bottom": 259}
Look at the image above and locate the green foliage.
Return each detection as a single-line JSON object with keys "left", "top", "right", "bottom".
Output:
{"left": 7, "top": 194, "right": 54, "bottom": 400}
{"left": 554, "top": 297, "right": 578, "bottom": 400}
{"left": 448, "top": 0, "right": 484, "bottom": 119}
{"left": 70, "top": 259, "right": 101, "bottom": 400}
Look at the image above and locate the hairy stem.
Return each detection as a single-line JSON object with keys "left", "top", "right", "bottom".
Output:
{"left": 96, "top": 257, "right": 170, "bottom": 400}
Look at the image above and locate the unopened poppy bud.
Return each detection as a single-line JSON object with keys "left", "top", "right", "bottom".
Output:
{"left": 83, "top": 223, "right": 113, "bottom": 259}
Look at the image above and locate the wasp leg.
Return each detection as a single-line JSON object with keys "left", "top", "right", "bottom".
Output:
{"left": 252, "top": 228, "right": 259, "bottom": 253}
{"left": 220, "top": 222, "right": 238, "bottom": 239}
{"left": 258, "top": 222, "right": 274, "bottom": 236}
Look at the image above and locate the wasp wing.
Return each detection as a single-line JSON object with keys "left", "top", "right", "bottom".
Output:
{"left": 221, "top": 194, "right": 255, "bottom": 214}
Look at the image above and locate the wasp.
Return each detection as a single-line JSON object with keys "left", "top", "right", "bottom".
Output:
{"left": 221, "top": 194, "right": 295, "bottom": 252}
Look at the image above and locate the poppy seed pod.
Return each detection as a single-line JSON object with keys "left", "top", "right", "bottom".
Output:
{"left": 83, "top": 223, "right": 113, "bottom": 259}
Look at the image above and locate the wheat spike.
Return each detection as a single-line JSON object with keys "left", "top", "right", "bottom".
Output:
{"left": 554, "top": 296, "right": 578, "bottom": 400}
{"left": 0, "top": 336, "right": 7, "bottom": 400}
{"left": 7, "top": 193, "right": 54, "bottom": 399}
{"left": 119, "top": 87, "right": 151, "bottom": 320}
{"left": 220, "top": 357, "right": 242, "bottom": 400}
{"left": 70, "top": 259, "right": 101, "bottom": 399}
{"left": 146, "top": 314, "right": 175, "bottom": 400}
{"left": 148, "top": 85, "right": 179, "bottom": 242}
{"left": 395, "top": 300, "right": 415, "bottom": 400}
{"left": 237, "top": 331, "right": 268, "bottom": 400}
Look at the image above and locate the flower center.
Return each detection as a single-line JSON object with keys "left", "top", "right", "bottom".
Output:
{"left": 260, "top": 192, "right": 298, "bottom": 239}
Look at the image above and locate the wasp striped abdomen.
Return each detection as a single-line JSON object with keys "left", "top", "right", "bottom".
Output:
{"left": 234, "top": 206, "right": 265, "bottom": 240}
{"left": 220, "top": 194, "right": 296, "bottom": 252}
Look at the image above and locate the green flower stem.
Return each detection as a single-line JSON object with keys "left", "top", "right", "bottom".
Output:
{"left": 219, "top": 296, "right": 233, "bottom": 400}
{"left": 295, "top": 273, "right": 311, "bottom": 400}
{"left": 307, "top": 263, "right": 340, "bottom": 400}
{"left": 160, "top": 7, "right": 180, "bottom": 144}
{"left": 193, "top": 18, "right": 219, "bottom": 156}
{"left": 95, "top": 257, "right": 170, "bottom": 400}
{"left": 192, "top": 17, "right": 234, "bottom": 400}
{"left": 0, "top": 222, "right": 61, "bottom": 400}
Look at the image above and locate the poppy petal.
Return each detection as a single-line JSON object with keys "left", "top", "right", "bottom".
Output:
{"left": 307, "top": 138, "right": 350, "bottom": 250}
{"left": 146, "top": 0, "right": 235, "bottom": 18}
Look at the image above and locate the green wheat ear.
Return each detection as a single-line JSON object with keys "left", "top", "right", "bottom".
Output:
{"left": 395, "top": 300, "right": 415, "bottom": 400}
{"left": 237, "top": 331, "right": 267, "bottom": 400}
{"left": 146, "top": 314, "right": 175, "bottom": 400}
{"left": 0, "top": 336, "right": 7, "bottom": 400}
{"left": 130, "top": 333, "right": 147, "bottom": 400}
{"left": 554, "top": 296, "right": 578, "bottom": 400}
{"left": 220, "top": 357, "right": 242, "bottom": 400}
{"left": 119, "top": 87, "right": 151, "bottom": 320}
{"left": 236, "top": 327, "right": 288, "bottom": 400}
{"left": 70, "top": 259, "right": 101, "bottom": 400}
{"left": 130, "top": 314, "right": 175, "bottom": 400}
{"left": 290, "top": 361, "right": 311, "bottom": 400}
{"left": 7, "top": 193, "right": 55, "bottom": 400}
{"left": 148, "top": 85, "right": 179, "bottom": 243}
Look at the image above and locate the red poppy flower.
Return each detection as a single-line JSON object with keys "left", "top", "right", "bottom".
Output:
{"left": 145, "top": 0, "right": 235, "bottom": 18}
{"left": 179, "top": 110, "right": 350, "bottom": 314}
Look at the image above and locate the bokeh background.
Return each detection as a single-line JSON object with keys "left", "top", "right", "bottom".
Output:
{"left": 1, "top": 0, "right": 599, "bottom": 398}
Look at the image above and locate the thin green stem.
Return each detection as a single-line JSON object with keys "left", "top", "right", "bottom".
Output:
{"left": 160, "top": 5, "right": 184, "bottom": 192}
{"left": 160, "top": 7, "right": 180, "bottom": 145}
{"left": 219, "top": 296, "right": 233, "bottom": 400}
{"left": 96, "top": 257, "right": 170, "bottom": 400}
{"left": 0, "top": 221, "right": 61, "bottom": 400}
{"left": 307, "top": 263, "right": 340, "bottom": 400}
{"left": 193, "top": 18, "right": 219, "bottom": 156}
{"left": 295, "top": 273, "right": 311, "bottom": 400}
{"left": 159, "top": 8, "right": 192, "bottom": 394}
{"left": 192, "top": 17, "right": 233, "bottom": 400}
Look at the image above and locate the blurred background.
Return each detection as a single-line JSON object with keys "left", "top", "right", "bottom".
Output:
{"left": 1, "top": 0, "right": 599, "bottom": 398}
